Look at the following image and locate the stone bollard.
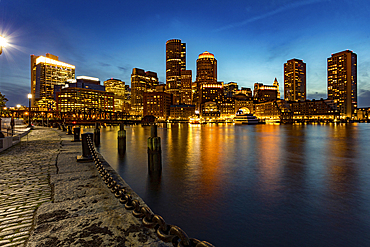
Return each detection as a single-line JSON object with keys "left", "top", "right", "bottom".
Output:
{"left": 73, "top": 127, "right": 81, "bottom": 142}
{"left": 94, "top": 122, "right": 100, "bottom": 146}
{"left": 118, "top": 123, "right": 126, "bottom": 154}
{"left": 77, "top": 133, "right": 94, "bottom": 162}
{"left": 148, "top": 125, "right": 162, "bottom": 172}
{"left": 67, "top": 125, "right": 73, "bottom": 135}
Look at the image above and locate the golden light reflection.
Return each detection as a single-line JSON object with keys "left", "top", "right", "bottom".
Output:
{"left": 326, "top": 124, "right": 357, "bottom": 194}
{"left": 255, "top": 125, "right": 282, "bottom": 193}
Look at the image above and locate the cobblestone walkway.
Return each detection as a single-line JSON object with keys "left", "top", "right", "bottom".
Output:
{"left": 0, "top": 128, "right": 60, "bottom": 247}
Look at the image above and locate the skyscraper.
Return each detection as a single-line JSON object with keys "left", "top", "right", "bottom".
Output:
{"left": 166, "top": 39, "right": 186, "bottom": 105}
{"left": 104, "top": 78, "right": 125, "bottom": 112}
{"left": 31, "top": 53, "right": 75, "bottom": 107}
{"left": 196, "top": 51, "right": 218, "bottom": 111}
{"left": 196, "top": 51, "right": 217, "bottom": 86}
{"left": 180, "top": 70, "right": 192, "bottom": 105}
{"left": 131, "top": 68, "right": 158, "bottom": 115}
{"left": 284, "top": 59, "right": 306, "bottom": 101}
{"left": 327, "top": 50, "right": 357, "bottom": 118}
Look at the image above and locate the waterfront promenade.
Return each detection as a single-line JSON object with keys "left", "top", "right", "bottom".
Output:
{"left": 0, "top": 127, "right": 170, "bottom": 246}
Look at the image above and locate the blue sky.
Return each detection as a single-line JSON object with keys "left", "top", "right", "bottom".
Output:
{"left": 1, "top": 0, "right": 370, "bottom": 107}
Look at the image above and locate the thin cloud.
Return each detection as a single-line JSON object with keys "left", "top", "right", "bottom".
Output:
{"left": 215, "top": 0, "right": 329, "bottom": 32}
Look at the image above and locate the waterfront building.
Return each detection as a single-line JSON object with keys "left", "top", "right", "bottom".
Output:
{"left": 143, "top": 92, "right": 172, "bottom": 120}
{"left": 169, "top": 104, "right": 196, "bottom": 120}
{"left": 327, "top": 50, "right": 357, "bottom": 118}
{"left": 131, "top": 68, "right": 159, "bottom": 115}
{"left": 234, "top": 94, "right": 254, "bottom": 115}
{"left": 31, "top": 53, "right": 75, "bottom": 108}
{"left": 289, "top": 99, "right": 339, "bottom": 121}
{"left": 57, "top": 87, "right": 114, "bottom": 120}
{"left": 201, "top": 101, "right": 220, "bottom": 119}
{"left": 254, "top": 100, "right": 291, "bottom": 123}
{"left": 253, "top": 82, "right": 278, "bottom": 103}
{"left": 224, "top": 82, "right": 238, "bottom": 98}
{"left": 166, "top": 39, "right": 186, "bottom": 105}
{"left": 181, "top": 70, "right": 192, "bottom": 105}
{"left": 104, "top": 78, "right": 125, "bottom": 112}
{"left": 284, "top": 59, "right": 306, "bottom": 101}
{"left": 220, "top": 97, "right": 235, "bottom": 119}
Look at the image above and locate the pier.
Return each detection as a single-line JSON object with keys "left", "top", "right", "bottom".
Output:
{"left": 0, "top": 127, "right": 182, "bottom": 246}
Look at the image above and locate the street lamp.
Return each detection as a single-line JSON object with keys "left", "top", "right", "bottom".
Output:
{"left": 0, "top": 35, "right": 8, "bottom": 55}
{"left": 28, "top": 94, "right": 32, "bottom": 127}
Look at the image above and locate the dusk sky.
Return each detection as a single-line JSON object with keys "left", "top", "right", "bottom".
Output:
{"left": 1, "top": 0, "right": 370, "bottom": 107}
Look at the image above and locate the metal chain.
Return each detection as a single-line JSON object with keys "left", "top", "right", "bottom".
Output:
{"left": 86, "top": 136, "right": 214, "bottom": 247}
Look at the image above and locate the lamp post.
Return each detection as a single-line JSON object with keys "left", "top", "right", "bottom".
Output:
{"left": 28, "top": 94, "right": 32, "bottom": 127}
{"left": 0, "top": 35, "right": 7, "bottom": 55}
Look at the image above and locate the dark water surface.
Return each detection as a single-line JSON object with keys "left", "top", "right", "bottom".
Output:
{"left": 88, "top": 123, "right": 370, "bottom": 246}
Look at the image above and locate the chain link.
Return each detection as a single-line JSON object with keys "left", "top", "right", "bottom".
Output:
{"left": 86, "top": 136, "right": 215, "bottom": 247}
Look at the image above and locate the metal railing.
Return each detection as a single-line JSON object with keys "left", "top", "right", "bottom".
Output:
{"left": 86, "top": 135, "right": 214, "bottom": 247}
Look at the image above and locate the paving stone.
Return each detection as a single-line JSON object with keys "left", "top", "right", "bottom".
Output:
{"left": 1, "top": 127, "right": 171, "bottom": 247}
{"left": 0, "top": 239, "right": 11, "bottom": 245}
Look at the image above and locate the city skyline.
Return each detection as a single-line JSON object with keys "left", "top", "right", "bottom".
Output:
{"left": 1, "top": 0, "right": 370, "bottom": 107}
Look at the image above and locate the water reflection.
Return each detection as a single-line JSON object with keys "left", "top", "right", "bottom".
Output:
{"left": 90, "top": 123, "right": 370, "bottom": 247}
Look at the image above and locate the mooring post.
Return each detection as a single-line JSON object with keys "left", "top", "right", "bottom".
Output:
{"left": 73, "top": 127, "right": 81, "bottom": 142}
{"left": 77, "top": 132, "right": 94, "bottom": 162}
{"left": 148, "top": 125, "right": 162, "bottom": 172}
{"left": 118, "top": 123, "right": 126, "bottom": 154}
{"left": 94, "top": 122, "right": 100, "bottom": 146}
{"left": 67, "top": 125, "right": 73, "bottom": 135}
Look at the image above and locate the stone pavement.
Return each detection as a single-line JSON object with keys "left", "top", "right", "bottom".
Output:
{"left": 0, "top": 127, "right": 170, "bottom": 247}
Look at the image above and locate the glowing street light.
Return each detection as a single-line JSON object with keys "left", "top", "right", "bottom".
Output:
{"left": 0, "top": 35, "right": 8, "bottom": 55}
{"left": 28, "top": 94, "right": 32, "bottom": 127}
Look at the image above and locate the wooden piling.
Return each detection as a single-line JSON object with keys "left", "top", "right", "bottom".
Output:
{"left": 94, "top": 122, "right": 100, "bottom": 146}
{"left": 118, "top": 123, "right": 126, "bottom": 154}
{"left": 148, "top": 125, "right": 162, "bottom": 172}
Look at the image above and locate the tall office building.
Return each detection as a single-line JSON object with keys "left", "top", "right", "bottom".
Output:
{"left": 31, "top": 53, "right": 75, "bottom": 107}
{"left": 284, "top": 58, "right": 306, "bottom": 101}
{"left": 104, "top": 78, "right": 125, "bottom": 112}
{"left": 196, "top": 51, "right": 217, "bottom": 86}
{"left": 196, "top": 51, "right": 217, "bottom": 111}
{"left": 131, "top": 68, "right": 158, "bottom": 115}
{"left": 166, "top": 39, "right": 186, "bottom": 105}
{"left": 327, "top": 50, "right": 357, "bottom": 118}
{"left": 180, "top": 70, "right": 192, "bottom": 105}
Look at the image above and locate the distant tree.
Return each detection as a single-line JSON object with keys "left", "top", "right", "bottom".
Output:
{"left": 0, "top": 92, "right": 8, "bottom": 108}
